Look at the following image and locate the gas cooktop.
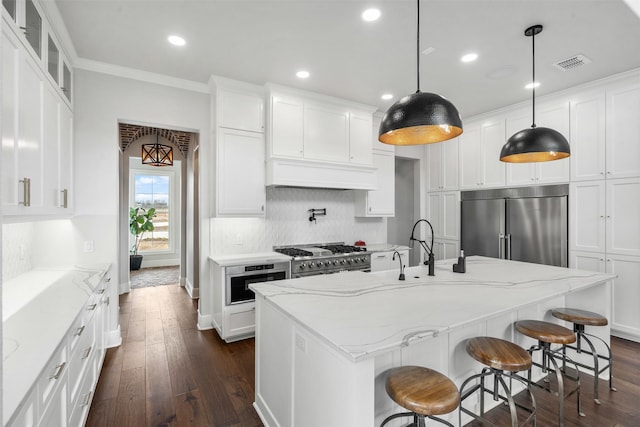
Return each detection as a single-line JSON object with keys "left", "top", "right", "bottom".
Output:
{"left": 274, "top": 243, "right": 370, "bottom": 277}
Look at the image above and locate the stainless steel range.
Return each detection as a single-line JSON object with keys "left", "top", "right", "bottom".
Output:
{"left": 274, "top": 242, "right": 371, "bottom": 278}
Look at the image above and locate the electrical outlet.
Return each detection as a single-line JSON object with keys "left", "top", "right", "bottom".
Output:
{"left": 83, "top": 240, "right": 95, "bottom": 253}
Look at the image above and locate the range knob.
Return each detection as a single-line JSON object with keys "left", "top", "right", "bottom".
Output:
{"left": 309, "top": 262, "right": 315, "bottom": 268}
{"left": 347, "top": 259, "right": 353, "bottom": 264}
{"left": 333, "top": 260, "right": 339, "bottom": 266}
{"left": 317, "top": 261, "right": 324, "bottom": 267}
{"left": 299, "top": 263, "right": 306, "bottom": 269}
{"left": 341, "top": 259, "right": 346, "bottom": 265}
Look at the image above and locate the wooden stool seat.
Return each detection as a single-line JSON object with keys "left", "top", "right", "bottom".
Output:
{"left": 467, "top": 337, "right": 532, "bottom": 372}
{"left": 516, "top": 320, "right": 576, "bottom": 345}
{"left": 385, "top": 366, "right": 460, "bottom": 416}
{"left": 551, "top": 308, "right": 608, "bottom": 327}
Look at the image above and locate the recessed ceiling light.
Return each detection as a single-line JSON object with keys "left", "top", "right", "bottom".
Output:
{"left": 381, "top": 94, "right": 393, "bottom": 100}
{"left": 168, "top": 35, "right": 186, "bottom": 46}
{"left": 461, "top": 53, "right": 478, "bottom": 63}
{"left": 525, "top": 81, "right": 541, "bottom": 89}
{"left": 296, "top": 70, "right": 310, "bottom": 79}
{"left": 362, "top": 8, "right": 381, "bottom": 22}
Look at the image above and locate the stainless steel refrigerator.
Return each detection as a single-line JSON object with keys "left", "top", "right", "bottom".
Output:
{"left": 460, "top": 185, "right": 568, "bottom": 267}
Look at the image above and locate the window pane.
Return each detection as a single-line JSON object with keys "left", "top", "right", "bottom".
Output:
{"left": 133, "top": 174, "right": 170, "bottom": 252}
{"left": 48, "top": 35, "right": 59, "bottom": 83}
{"left": 3, "top": 0, "right": 16, "bottom": 21}
{"left": 25, "top": 0, "right": 42, "bottom": 57}
{"left": 63, "top": 62, "right": 72, "bottom": 101}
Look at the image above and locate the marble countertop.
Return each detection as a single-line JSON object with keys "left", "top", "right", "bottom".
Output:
{"left": 209, "top": 252, "right": 292, "bottom": 266}
{"left": 2, "top": 264, "right": 111, "bottom": 423}
{"left": 362, "top": 244, "right": 411, "bottom": 253}
{"left": 250, "top": 256, "right": 615, "bottom": 362}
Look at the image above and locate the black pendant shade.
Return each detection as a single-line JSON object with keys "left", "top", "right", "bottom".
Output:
{"left": 500, "top": 126, "right": 570, "bottom": 162}
{"left": 378, "top": 0, "right": 462, "bottom": 146}
{"left": 500, "top": 24, "right": 570, "bottom": 163}
{"left": 142, "top": 134, "right": 173, "bottom": 167}
{"left": 379, "top": 91, "right": 463, "bottom": 145}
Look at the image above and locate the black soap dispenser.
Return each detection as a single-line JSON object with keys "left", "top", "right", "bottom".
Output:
{"left": 453, "top": 250, "right": 466, "bottom": 273}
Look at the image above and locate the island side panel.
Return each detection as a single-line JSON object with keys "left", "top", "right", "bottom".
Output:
{"left": 254, "top": 294, "right": 376, "bottom": 427}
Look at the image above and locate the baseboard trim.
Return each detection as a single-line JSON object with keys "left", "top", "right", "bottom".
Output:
{"left": 185, "top": 278, "right": 199, "bottom": 299}
{"left": 197, "top": 309, "right": 213, "bottom": 331}
{"left": 107, "top": 325, "right": 122, "bottom": 348}
{"left": 120, "top": 280, "right": 131, "bottom": 294}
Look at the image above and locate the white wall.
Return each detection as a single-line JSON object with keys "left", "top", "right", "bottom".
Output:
{"left": 73, "top": 68, "right": 210, "bottom": 342}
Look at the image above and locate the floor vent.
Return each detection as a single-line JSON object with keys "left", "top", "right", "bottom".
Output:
{"left": 553, "top": 54, "right": 592, "bottom": 71}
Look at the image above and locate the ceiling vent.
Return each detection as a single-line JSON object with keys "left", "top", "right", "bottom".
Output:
{"left": 553, "top": 54, "right": 592, "bottom": 71}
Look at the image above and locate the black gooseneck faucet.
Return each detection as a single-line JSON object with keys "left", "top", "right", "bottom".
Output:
{"left": 392, "top": 250, "right": 405, "bottom": 281}
{"left": 409, "top": 219, "right": 435, "bottom": 276}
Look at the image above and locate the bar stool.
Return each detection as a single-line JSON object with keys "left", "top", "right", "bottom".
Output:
{"left": 551, "top": 308, "right": 616, "bottom": 404}
{"left": 459, "top": 337, "right": 536, "bottom": 427}
{"left": 515, "top": 320, "right": 584, "bottom": 427}
{"left": 381, "top": 366, "right": 459, "bottom": 427}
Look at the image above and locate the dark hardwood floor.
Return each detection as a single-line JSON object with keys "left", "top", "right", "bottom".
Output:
{"left": 87, "top": 284, "right": 640, "bottom": 426}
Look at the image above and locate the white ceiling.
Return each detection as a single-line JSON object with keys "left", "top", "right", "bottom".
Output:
{"left": 53, "top": 0, "right": 640, "bottom": 118}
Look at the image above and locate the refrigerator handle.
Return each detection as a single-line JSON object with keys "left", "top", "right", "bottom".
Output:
{"left": 498, "top": 233, "right": 505, "bottom": 259}
{"left": 506, "top": 234, "right": 512, "bottom": 260}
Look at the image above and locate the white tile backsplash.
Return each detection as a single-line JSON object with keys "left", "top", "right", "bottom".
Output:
{"left": 2, "top": 222, "right": 35, "bottom": 282}
{"left": 210, "top": 187, "right": 386, "bottom": 255}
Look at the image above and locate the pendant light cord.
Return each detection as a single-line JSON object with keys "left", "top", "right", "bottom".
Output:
{"left": 416, "top": 0, "right": 420, "bottom": 93}
{"left": 531, "top": 28, "right": 536, "bottom": 128}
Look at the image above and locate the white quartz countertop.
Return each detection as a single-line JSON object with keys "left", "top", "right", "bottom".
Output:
{"left": 362, "top": 244, "right": 411, "bottom": 253}
{"left": 2, "top": 264, "right": 111, "bottom": 423}
{"left": 209, "top": 251, "right": 292, "bottom": 266}
{"left": 250, "top": 256, "right": 615, "bottom": 362}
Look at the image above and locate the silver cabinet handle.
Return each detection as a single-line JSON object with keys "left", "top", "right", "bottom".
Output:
{"left": 60, "top": 189, "right": 68, "bottom": 208}
{"left": 506, "top": 234, "right": 512, "bottom": 260}
{"left": 498, "top": 233, "right": 505, "bottom": 259}
{"left": 97, "top": 288, "right": 105, "bottom": 294}
{"left": 49, "top": 362, "right": 66, "bottom": 380}
{"left": 87, "top": 304, "right": 97, "bottom": 311}
{"left": 82, "top": 346, "right": 92, "bottom": 359}
{"left": 75, "top": 325, "right": 85, "bottom": 336}
{"left": 81, "top": 391, "right": 93, "bottom": 407}
{"left": 19, "top": 177, "right": 31, "bottom": 206}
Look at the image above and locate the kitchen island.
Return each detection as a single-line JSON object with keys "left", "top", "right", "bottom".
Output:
{"left": 250, "top": 256, "right": 615, "bottom": 427}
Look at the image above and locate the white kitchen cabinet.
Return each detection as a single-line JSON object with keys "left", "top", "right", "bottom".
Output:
{"left": 607, "top": 254, "right": 640, "bottom": 341}
{"left": 217, "top": 86, "right": 264, "bottom": 132}
{"left": 459, "top": 119, "right": 505, "bottom": 189}
{"left": 427, "top": 191, "right": 459, "bottom": 240}
{"left": 606, "top": 81, "right": 640, "bottom": 179}
{"left": 370, "top": 249, "right": 409, "bottom": 272}
{"left": 354, "top": 151, "right": 394, "bottom": 217}
{"left": 303, "top": 101, "right": 350, "bottom": 163}
{"left": 372, "top": 113, "right": 394, "bottom": 153}
{"left": 215, "top": 128, "right": 266, "bottom": 216}
{"left": 570, "top": 91, "right": 606, "bottom": 181}
{"left": 569, "top": 181, "right": 606, "bottom": 253}
{"left": 427, "top": 137, "right": 459, "bottom": 192}
{"left": 59, "top": 103, "right": 73, "bottom": 209}
{"left": 570, "top": 251, "right": 606, "bottom": 272}
{"left": 349, "top": 110, "right": 373, "bottom": 165}
{"left": 505, "top": 102, "right": 570, "bottom": 186}
{"left": 8, "top": 391, "right": 36, "bottom": 427}
{"left": 269, "top": 93, "right": 304, "bottom": 158}
{"left": 606, "top": 177, "right": 640, "bottom": 257}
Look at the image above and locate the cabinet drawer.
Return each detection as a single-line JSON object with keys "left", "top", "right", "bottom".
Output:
{"left": 68, "top": 366, "right": 94, "bottom": 427}
{"left": 68, "top": 317, "right": 95, "bottom": 405}
{"left": 226, "top": 307, "right": 256, "bottom": 338}
{"left": 36, "top": 342, "right": 67, "bottom": 416}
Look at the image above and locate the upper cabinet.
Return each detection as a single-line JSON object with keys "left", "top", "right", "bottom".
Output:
{"left": 505, "top": 101, "right": 570, "bottom": 186}
{"left": 606, "top": 81, "right": 640, "bottom": 179}
{"left": 427, "top": 137, "right": 458, "bottom": 192}
{"left": 265, "top": 84, "right": 377, "bottom": 190}
{"left": 354, "top": 151, "right": 395, "bottom": 217}
{"left": 570, "top": 91, "right": 606, "bottom": 181}
{"left": 210, "top": 77, "right": 266, "bottom": 217}
{"left": 459, "top": 118, "right": 505, "bottom": 189}
{"left": 1, "top": 24, "right": 73, "bottom": 216}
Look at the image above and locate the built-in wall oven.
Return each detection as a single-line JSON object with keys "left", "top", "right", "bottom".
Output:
{"left": 225, "top": 260, "right": 290, "bottom": 305}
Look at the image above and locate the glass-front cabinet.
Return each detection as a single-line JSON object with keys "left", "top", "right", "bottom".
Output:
{"left": 2, "top": 0, "right": 73, "bottom": 105}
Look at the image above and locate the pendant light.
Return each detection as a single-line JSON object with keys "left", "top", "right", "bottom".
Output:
{"left": 500, "top": 25, "right": 570, "bottom": 163}
{"left": 142, "top": 133, "right": 174, "bottom": 167}
{"left": 378, "top": 0, "right": 463, "bottom": 146}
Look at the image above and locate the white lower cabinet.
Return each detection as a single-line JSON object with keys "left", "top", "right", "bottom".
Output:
{"left": 370, "top": 249, "right": 409, "bottom": 272}
{"left": 224, "top": 304, "right": 256, "bottom": 339}
{"left": 6, "top": 271, "right": 110, "bottom": 427}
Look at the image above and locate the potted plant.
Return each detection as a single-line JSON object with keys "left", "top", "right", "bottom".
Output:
{"left": 129, "top": 206, "right": 155, "bottom": 271}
